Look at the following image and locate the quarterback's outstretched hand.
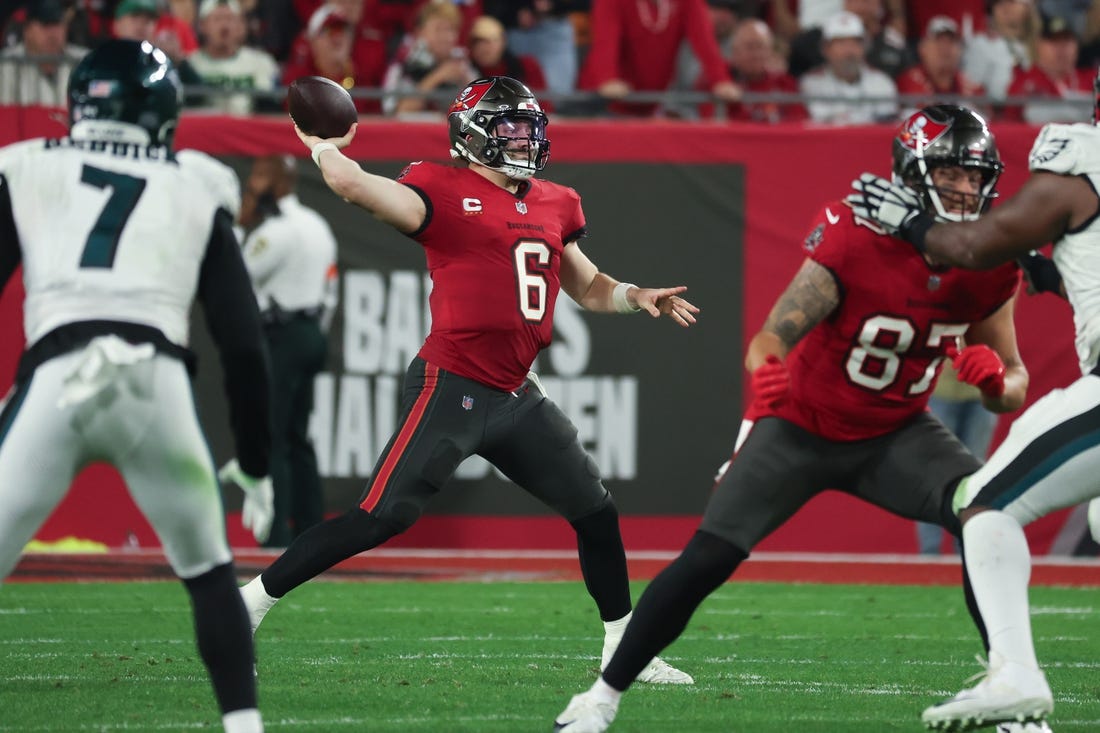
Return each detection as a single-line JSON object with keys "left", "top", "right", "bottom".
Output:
{"left": 218, "top": 459, "right": 275, "bottom": 544}
{"left": 846, "top": 174, "right": 927, "bottom": 238}
{"left": 948, "top": 344, "right": 1006, "bottom": 398}
{"left": 751, "top": 355, "right": 790, "bottom": 408}
{"left": 634, "top": 286, "right": 700, "bottom": 327}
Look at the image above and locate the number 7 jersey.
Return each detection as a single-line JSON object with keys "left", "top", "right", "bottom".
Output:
{"left": 0, "top": 136, "right": 240, "bottom": 349}
{"left": 397, "top": 161, "right": 587, "bottom": 392}
{"left": 754, "top": 202, "right": 1020, "bottom": 441}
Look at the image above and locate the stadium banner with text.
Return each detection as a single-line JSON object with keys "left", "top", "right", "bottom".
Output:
{"left": 0, "top": 110, "right": 1085, "bottom": 554}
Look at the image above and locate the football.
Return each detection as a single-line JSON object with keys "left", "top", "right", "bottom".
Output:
{"left": 287, "top": 76, "right": 358, "bottom": 139}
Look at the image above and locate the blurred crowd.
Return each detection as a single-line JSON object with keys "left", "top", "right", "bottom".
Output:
{"left": 2, "top": 0, "right": 1099, "bottom": 124}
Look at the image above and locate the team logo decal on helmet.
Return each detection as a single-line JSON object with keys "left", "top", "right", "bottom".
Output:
{"left": 892, "top": 105, "right": 1003, "bottom": 223}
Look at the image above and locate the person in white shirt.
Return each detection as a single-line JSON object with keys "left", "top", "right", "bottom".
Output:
{"left": 232, "top": 155, "right": 338, "bottom": 547}
{"left": 963, "top": 0, "right": 1038, "bottom": 101}
{"left": 188, "top": 0, "right": 279, "bottom": 114}
{"left": 799, "top": 10, "right": 898, "bottom": 124}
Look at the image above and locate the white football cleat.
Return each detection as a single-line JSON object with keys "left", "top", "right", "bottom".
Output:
{"left": 996, "top": 721, "right": 1053, "bottom": 733}
{"left": 553, "top": 691, "right": 618, "bottom": 733}
{"left": 240, "top": 576, "right": 279, "bottom": 636}
{"left": 922, "top": 654, "right": 1052, "bottom": 731}
{"left": 634, "top": 656, "right": 695, "bottom": 685}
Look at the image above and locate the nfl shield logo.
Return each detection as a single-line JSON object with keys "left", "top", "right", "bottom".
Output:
{"left": 462, "top": 395, "right": 474, "bottom": 410}
{"left": 515, "top": 202, "right": 527, "bottom": 215}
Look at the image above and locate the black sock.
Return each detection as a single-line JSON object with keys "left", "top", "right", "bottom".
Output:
{"left": 183, "top": 562, "right": 256, "bottom": 714}
{"left": 603, "top": 531, "right": 746, "bottom": 690}
{"left": 571, "top": 502, "right": 632, "bottom": 622}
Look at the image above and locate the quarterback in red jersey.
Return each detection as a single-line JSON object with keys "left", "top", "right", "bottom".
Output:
{"left": 554, "top": 105, "right": 1029, "bottom": 732}
{"left": 240, "top": 76, "right": 700, "bottom": 686}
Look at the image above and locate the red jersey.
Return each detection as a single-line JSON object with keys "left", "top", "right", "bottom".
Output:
{"left": 748, "top": 202, "right": 1019, "bottom": 441}
{"left": 397, "top": 162, "right": 587, "bottom": 391}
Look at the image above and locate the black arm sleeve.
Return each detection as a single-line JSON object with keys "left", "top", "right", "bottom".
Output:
{"left": 0, "top": 175, "right": 21, "bottom": 288}
{"left": 196, "top": 208, "right": 272, "bottom": 478}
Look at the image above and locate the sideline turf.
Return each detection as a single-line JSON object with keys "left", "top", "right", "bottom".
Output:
{"left": 0, "top": 581, "right": 1097, "bottom": 732}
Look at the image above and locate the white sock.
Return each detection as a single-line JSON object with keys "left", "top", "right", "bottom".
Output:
{"left": 590, "top": 676, "right": 622, "bottom": 707}
{"left": 601, "top": 612, "right": 631, "bottom": 665}
{"left": 223, "top": 708, "right": 263, "bottom": 733}
{"left": 240, "top": 576, "right": 279, "bottom": 634}
{"left": 963, "top": 511, "right": 1040, "bottom": 669}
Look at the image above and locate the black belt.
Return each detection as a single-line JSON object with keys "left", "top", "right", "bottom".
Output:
{"left": 260, "top": 305, "right": 323, "bottom": 326}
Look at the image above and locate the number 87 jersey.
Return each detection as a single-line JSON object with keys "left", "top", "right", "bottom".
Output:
{"left": 0, "top": 136, "right": 240, "bottom": 350}
{"left": 760, "top": 201, "right": 1020, "bottom": 441}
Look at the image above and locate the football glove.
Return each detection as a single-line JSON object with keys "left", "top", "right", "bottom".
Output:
{"left": 218, "top": 458, "right": 275, "bottom": 544}
{"left": 846, "top": 173, "right": 928, "bottom": 238}
{"left": 751, "top": 354, "right": 790, "bottom": 408}
{"left": 1017, "top": 250, "right": 1062, "bottom": 295}
{"left": 949, "top": 344, "right": 1006, "bottom": 398}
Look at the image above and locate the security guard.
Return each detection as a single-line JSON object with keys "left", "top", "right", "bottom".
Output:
{"left": 234, "top": 154, "right": 337, "bottom": 547}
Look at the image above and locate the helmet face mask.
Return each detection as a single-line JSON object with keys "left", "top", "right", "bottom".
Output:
{"left": 67, "top": 40, "right": 182, "bottom": 147}
{"left": 892, "top": 105, "right": 1003, "bottom": 223}
{"left": 448, "top": 77, "right": 550, "bottom": 180}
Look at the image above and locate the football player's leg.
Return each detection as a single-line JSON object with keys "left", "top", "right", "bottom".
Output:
{"left": 248, "top": 359, "right": 477, "bottom": 621}
{"left": 919, "top": 380, "right": 1100, "bottom": 729}
{"left": 0, "top": 373, "right": 80, "bottom": 580}
{"left": 115, "top": 360, "right": 260, "bottom": 730}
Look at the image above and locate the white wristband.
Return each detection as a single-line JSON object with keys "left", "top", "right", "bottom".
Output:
{"left": 612, "top": 282, "right": 642, "bottom": 314}
{"left": 311, "top": 142, "right": 338, "bottom": 168}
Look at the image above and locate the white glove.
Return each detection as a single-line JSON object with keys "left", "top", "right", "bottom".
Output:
{"left": 846, "top": 173, "right": 925, "bottom": 237}
{"left": 218, "top": 458, "right": 274, "bottom": 544}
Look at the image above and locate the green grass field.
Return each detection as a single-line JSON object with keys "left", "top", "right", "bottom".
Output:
{"left": 1, "top": 580, "right": 1097, "bottom": 732}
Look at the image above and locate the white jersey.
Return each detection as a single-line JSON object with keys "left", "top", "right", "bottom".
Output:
{"left": 0, "top": 129, "right": 240, "bottom": 349}
{"left": 242, "top": 193, "right": 338, "bottom": 314}
{"left": 1028, "top": 122, "right": 1100, "bottom": 373}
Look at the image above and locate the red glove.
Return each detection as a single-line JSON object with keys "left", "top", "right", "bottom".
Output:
{"left": 751, "top": 355, "right": 790, "bottom": 408}
{"left": 949, "top": 344, "right": 1006, "bottom": 398}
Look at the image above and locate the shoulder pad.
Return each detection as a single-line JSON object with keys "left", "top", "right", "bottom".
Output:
{"left": 1028, "top": 123, "right": 1094, "bottom": 174}
{"left": 176, "top": 149, "right": 242, "bottom": 217}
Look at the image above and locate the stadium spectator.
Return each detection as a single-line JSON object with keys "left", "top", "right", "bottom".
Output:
{"left": 381, "top": 0, "right": 476, "bottom": 116}
{"left": 579, "top": 0, "right": 740, "bottom": 117}
{"left": 555, "top": 104, "right": 1025, "bottom": 733}
{"left": 365, "top": 0, "right": 482, "bottom": 47}
{"left": 799, "top": 11, "right": 898, "bottom": 124}
{"left": 112, "top": 0, "right": 159, "bottom": 43}
{"left": 963, "top": 0, "right": 1038, "bottom": 103}
{"left": 466, "top": 15, "right": 549, "bottom": 103}
{"left": 483, "top": 0, "right": 589, "bottom": 96}
{"left": 896, "top": 16, "right": 985, "bottom": 116}
{"left": 769, "top": 0, "right": 844, "bottom": 41}
{"left": 154, "top": 0, "right": 199, "bottom": 61}
{"left": 703, "top": 18, "right": 806, "bottom": 122}
{"left": 0, "top": 0, "right": 86, "bottom": 106}
{"left": 243, "top": 75, "right": 697, "bottom": 689}
{"left": 788, "top": 0, "right": 911, "bottom": 79}
{"left": 1003, "top": 13, "right": 1092, "bottom": 123}
{"left": 906, "top": 0, "right": 987, "bottom": 42}
{"left": 282, "top": 4, "right": 387, "bottom": 114}
{"left": 189, "top": 0, "right": 280, "bottom": 114}
{"left": 667, "top": 0, "right": 744, "bottom": 119}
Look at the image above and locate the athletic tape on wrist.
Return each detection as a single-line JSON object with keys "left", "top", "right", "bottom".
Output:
{"left": 612, "top": 282, "right": 642, "bottom": 314}
{"left": 311, "top": 142, "right": 338, "bottom": 168}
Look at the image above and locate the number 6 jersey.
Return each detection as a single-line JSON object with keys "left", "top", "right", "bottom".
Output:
{"left": 751, "top": 201, "right": 1020, "bottom": 441}
{"left": 397, "top": 161, "right": 587, "bottom": 392}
